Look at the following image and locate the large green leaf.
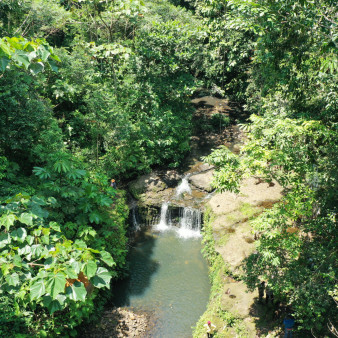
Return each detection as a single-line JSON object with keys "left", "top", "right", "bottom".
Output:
{"left": 100, "top": 251, "right": 115, "bottom": 267}
{"left": 0, "top": 233, "right": 10, "bottom": 248}
{"left": 0, "top": 41, "right": 11, "bottom": 55}
{"left": 6, "top": 272, "right": 20, "bottom": 287}
{"left": 89, "top": 211, "right": 101, "bottom": 224}
{"left": 82, "top": 260, "right": 97, "bottom": 278}
{"left": 30, "top": 279, "right": 46, "bottom": 300}
{"left": 29, "top": 62, "right": 44, "bottom": 75}
{"left": 30, "top": 244, "right": 45, "bottom": 258}
{"left": 91, "top": 267, "right": 112, "bottom": 289}
{"left": 19, "top": 213, "right": 33, "bottom": 226}
{"left": 25, "top": 235, "right": 34, "bottom": 245}
{"left": 65, "top": 266, "right": 78, "bottom": 279}
{"left": 65, "top": 281, "right": 87, "bottom": 302}
{"left": 48, "top": 59, "right": 58, "bottom": 72}
{"left": 11, "top": 227, "right": 27, "bottom": 242}
{"left": 0, "top": 213, "right": 16, "bottom": 230}
{"left": 43, "top": 295, "right": 63, "bottom": 314}
{"left": 0, "top": 56, "right": 10, "bottom": 71}
{"left": 31, "top": 203, "right": 49, "bottom": 219}
{"left": 45, "top": 273, "right": 67, "bottom": 299}
{"left": 18, "top": 245, "right": 31, "bottom": 256}
{"left": 1, "top": 263, "right": 11, "bottom": 276}
{"left": 49, "top": 222, "right": 61, "bottom": 232}
{"left": 12, "top": 52, "right": 30, "bottom": 69}
{"left": 13, "top": 255, "right": 22, "bottom": 268}
{"left": 31, "top": 196, "right": 46, "bottom": 206}
{"left": 98, "top": 195, "right": 112, "bottom": 207}
{"left": 38, "top": 45, "right": 50, "bottom": 62}
{"left": 71, "top": 260, "right": 82, "bottom": 274}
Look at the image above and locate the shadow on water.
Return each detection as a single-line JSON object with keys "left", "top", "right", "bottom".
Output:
{"left": 113, "top": 228, "right": 160, "bottom": 307}
{"left": 111, "top": 224, "right": 210, "bottom": 337}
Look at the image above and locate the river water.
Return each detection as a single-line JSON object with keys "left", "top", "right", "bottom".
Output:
{"left": 113, "top": 212, "right": 210, "bottom": 337}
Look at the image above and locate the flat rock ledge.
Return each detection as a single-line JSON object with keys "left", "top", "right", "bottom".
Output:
{"left": 128, "top": 170, "right": 181, "bottom": 200}
{"left": 206, "top": 176, "right": 283, "bottom": 336}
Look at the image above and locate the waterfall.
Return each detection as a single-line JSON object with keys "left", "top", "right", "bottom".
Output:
{"left": 177, "top": 207, "right": 202, "bottom": 239}
{"left": 176, "top": 175, "right": 192, "bottom": 197}
{"left": 131, "top": 207, "right": 140, "bottom": 231}
{"left": 153, "top": 203, "right": 202, "bottom": 238}
{"left": 154, "top": 202, "right": 171, "bottom": 231}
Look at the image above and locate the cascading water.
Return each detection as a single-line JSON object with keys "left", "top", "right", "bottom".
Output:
{"left": 131, "top": 207, "right": 140, "bottom": 231}
{"left": 177, "top": 207, "right": 202, "bottom": 239}
{"left": 154, "top": 202, "right": 170, "bottom": 231}
{"left": 175, "top": 175, "right": 192, "bottom": 197}
{"left": 153, "top": 202, "right": 202, "bottom": 239}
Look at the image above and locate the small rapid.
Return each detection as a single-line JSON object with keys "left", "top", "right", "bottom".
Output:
{"left": 175, "top": 174, "right": 192, "bottom": 197}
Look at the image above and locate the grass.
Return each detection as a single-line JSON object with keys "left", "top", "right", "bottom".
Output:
{"left": 217, "top": 233, "right": 230, "bottom": 246}
{"left": 239, "top": 202, "right": 261, "bottom": 219}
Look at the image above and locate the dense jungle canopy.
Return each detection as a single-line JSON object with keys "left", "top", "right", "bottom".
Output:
{"left": 0, "top": 0, "right": 337, "bottom": 336}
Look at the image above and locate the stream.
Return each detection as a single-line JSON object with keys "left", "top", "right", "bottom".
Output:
{"left": 113, "top": 178, "right": 211, "bottom": 337}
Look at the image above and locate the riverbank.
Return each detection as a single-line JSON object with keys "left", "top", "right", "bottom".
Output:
{"left": 193, "top": 177, "right": 284, "bottom": 337}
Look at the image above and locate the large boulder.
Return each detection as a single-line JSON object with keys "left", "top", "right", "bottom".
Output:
{"left": 158, "top": 170, "right": 181, "bottom": 188}
{"left": 128, "top": 172, "right": 167, "bottom": 200}
{"left": 189, "top": 170, "right": 214, "bottom": 192}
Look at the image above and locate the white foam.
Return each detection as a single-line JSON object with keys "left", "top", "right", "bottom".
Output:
{"left": 176, "top": 227, "right": 202, "bottom": 239}
{"left": 176, "top": 176, "right": 192, "bottom": 197}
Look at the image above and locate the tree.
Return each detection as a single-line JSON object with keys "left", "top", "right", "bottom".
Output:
{"left": 0, "top": 194, "right": 115, "bottom": 334}
{"left": 203, "top": 0, "right": 337, "bottom": 334}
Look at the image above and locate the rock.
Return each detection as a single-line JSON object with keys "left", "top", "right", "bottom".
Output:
{"left": 159, "top": 170, "right": 181, "bottom": 187}
{"left": 81, "top": 307, "right": 151, "bottom": 338}
{"left": 189, "top": 170, "right": 214, "bottom": 192}
{"left": 128, "top": 172, "right": 167, "bottom": 199}
{"left": 232, "top": 143, "right": 241, "bottom": 153}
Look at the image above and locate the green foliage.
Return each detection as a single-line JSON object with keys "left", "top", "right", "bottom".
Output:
{"left": 0, "top": 71, "right": 64, "bottom": 174}
{"left": 0, "top": 193, "right": 117, "bottom": 335}
{"left": 0, "top": 36, "right": 60, "bottom": 73}
{"left": 1, "top": 0, "right": 336, "bottom": 336}
{"left": 205, "top": 116, "right": 337, "bottom": 333}
{"left": 33, "top": 152, "right": 129, "bottom": 271}
{"left": 42, "top": 19, "right": 201, "bottom": 177}
{"left": 203, "top": 1, "right": 337, "bottom": 334}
